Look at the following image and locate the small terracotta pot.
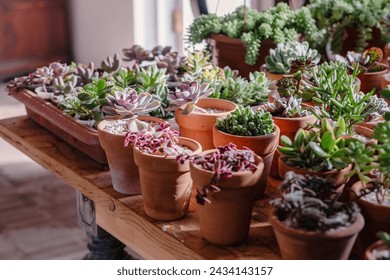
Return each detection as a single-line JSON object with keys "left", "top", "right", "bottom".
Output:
{"left": 381, "top": 73, "right": 390, "bottom": 89}
{"left": 269, "top": 209, "right": 364, "bottom": 259}
{"left": 208, "top": 34, "right": 276, "bottom": 78}
{"left": 175, "top": 98, "right": 238, "bottom": 150}
{"left": 97, "top": 116, "right": 167, "bottom": 195}
{"left": 190, "top": 150, "right": 264, "bottom": 245}
{"left": 260, "top": 64, "right": 292, "bottom": 90}
{"left": 270, "top": 110, "right": 317, "bottom": 178}
{"left": 350, "top": 182, "right": 390, "bottom": 251}
{"left": 358, "top": 65, "right": 388, "bottom": 94}
{"left": 278, "top": 156, "right": 352, "bottom": 189}
{"left": 212, "top": 124, "right": 280, "bottom": 198}
{"left": 133, "top": 137, "right": 202, "bottom": 221}
{"left": 364, "top": 240, "right": 389, "bottom": 260}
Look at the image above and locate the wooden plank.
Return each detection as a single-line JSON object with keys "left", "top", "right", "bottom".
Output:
{"left": 0, "top": 116, "right": 281, "bottom": 260}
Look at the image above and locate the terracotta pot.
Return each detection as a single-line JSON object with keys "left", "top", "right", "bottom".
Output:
{"left": 133, "top": 137, "right": 202, "bottom": 221}
{"left": 190, "top": 150, "right": 264, "bottom": 245}
{"left": 364, "top": 240, "right": 389, "bottom": 260}
{"left": 270, "top": 110, "right": 317, "bottom": 178}
{"left": 97, "top": 116, "right": 167, "bottom": 195}
{"left": 175, "top": 98, "right": 238, "bottom": 150}
{"left": 269, "top": 209, "right": 364, "bottom": 259}
{"left": 381, "top": 73, "right": 390, "bottom": 89}
{"left": 358, "top": 66, "right": 388, "bottom": 94}
{"left": 384, "top": 43, "right": 390, "bottom": 63}
{"left": 350, "top": 182, "right": 390, "bottom": 251}
{"left": 278, "top": 156, "right": 352, "bottom": 189}
{"left": 260, "top": 64, "right": 292, "bottom": 90}
{"left": 212, "top": 124, "right": 280, "bottom": 198}
{"left": 208, "top": 34, "right": 276, "bottom": 78}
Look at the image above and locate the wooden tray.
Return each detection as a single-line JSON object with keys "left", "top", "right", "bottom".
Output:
{"left": 8, "top": 88, "right": 107, "bottom": 164}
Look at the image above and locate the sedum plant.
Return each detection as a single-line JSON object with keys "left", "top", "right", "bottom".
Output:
{"left": 265, "top": 41, "right": 320, "bottom": 74}
{"left": 187, "top": 3, "right": 325, "bottom": 65}
{"left": 270, "top": 171, "right": 360, "bottom": 232}
{"left": 260, "top": 96, "right": 310, "bottom": 118}
{"left": 216, "top": 106, "right": 274, "bottom": 136}
{"left": 278, "top": 117, "right": 352, "bottom": 172}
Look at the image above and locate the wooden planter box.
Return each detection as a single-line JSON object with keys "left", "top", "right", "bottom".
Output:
{"left": 9, "top": 88, "right": 107, "bottom": 164}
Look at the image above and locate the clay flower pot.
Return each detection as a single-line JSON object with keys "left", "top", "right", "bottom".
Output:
{"left": 350, "top": 182, "right": 390, "bottom": 251}
{"left": 381, "top": 73, "right": 390, "bottom": 89}
{"left": 260, "top": 64, "right": 292, "bottom": 90}
{"left": 269, "top": 209, "right": 364, "bottom": 259}
{"left": 278, "top": 156, "right": 352, "bottom": 190}
{"left": 208, "top": 34, "right": 275, "bottom": 78}
{"left": 190, "top": 150, "right": 264, "bottom": 245}
{"left": 97, "top": 116, "right": 167, "bottom": 195}
{"left": 133, "top": 137, "right": 202, "bottom": 221}
{"left": 358, "top": 65, "right": 388, "bottom": 94}
{"left": 364, "top": 240, "right": 389, "bottom": 260}
{"left": 212, "top": 124, "right": 280, "bottom": 198}
{"left": 270, "top": 109, "right": 317, "bottom": 178}
{"left": 175, "top": 98, "right": 238, "bottom": 150}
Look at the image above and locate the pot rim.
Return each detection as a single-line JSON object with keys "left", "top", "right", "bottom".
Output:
{"left": 176, "top": 98, "right": 238, "bottom": 117}
{"left": 269, "top": 209, "right": 365, "bottom": 239}
{"left": 359, "top": 64, "right": 388, "bottom": 76}
{"left": 364, "top": 240, "right": 389, "bottom": 260}
{"left": 208, "top": 33, "right": 274, "bottom": 45}
{"left": 279, "top": 156, "right": 352, "bottom": 175}
{"left": 212, "top": 123, "right": 280, "bottom": 140}
{"left": 350, "top": 181, "right": 390, "bottom": 210}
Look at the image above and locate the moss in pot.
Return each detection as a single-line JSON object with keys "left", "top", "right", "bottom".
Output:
{"left": 269, "top": 171, "right": 364, "bottom": 260}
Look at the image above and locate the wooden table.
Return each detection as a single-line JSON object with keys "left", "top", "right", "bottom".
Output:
{"left": 0, "top": 116, "right": 281, "bottom": 260}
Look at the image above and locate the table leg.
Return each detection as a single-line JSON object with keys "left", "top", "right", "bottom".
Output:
{"left": 76, "top": 191, "right": 131, "bottom": 260}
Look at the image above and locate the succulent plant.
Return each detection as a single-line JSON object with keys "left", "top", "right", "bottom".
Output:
{"left": 101, "top": 54, "right": 121, "bottom": 74}
{"left": 151, "top": 45, "right": 172, "bottom": 57}
{"left": 373, "top": 232, "right": 390, "bottom": 260}
{"left": 261, "top": 96, "right": 310, "bottom": 118}
{"left": 217, "top": 106, "right": 274, "bottom": 136}
{"left": 167, "top": 81, "right": 214, "bottom": 114}
{"left": 335, "top": 47, "right": 387, "bottom": 73}
{"left": 177, "top": 143, "right": 258, "bottom": 205}
{"left": 52, "top": 76, "right": 78, "bottom": 95}
{"left": 278, "top": 117, "right": 353, "bottom": 172}
{"left": 361, "top": 94, "right": 390, "bottom": 122}
{"left": 270, "top": 171, "right": 360, "bottom": 232}
{"left": 74, "top": 62, "right": 98, "bottom": 85}
{"left": 122, "top": 45, "right": 151, "bottom": 64}
{"left": 155, "top": 52, "right": 187, "bottom": 82}
{"left": 102, "top": 88, "right": 161, "bottom": 119}
{"left": 265, "top": 41, "right": 320, "bottom": 74}
{"left": 180, "top": 51, "right": 213, "bottom": 78}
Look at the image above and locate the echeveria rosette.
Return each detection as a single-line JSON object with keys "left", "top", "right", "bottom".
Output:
{"left": 167, "top": 81, "right": 214, "bottom": 115}
{"left": 102, "top": 88, "right": 161, "bottom": 119}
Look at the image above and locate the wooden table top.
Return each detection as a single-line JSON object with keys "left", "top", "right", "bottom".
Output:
{"left": 0, "top": 116, "right": 281, "bottom": 260}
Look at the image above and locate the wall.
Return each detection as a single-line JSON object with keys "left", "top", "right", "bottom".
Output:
{"left": 69, "top": 0, "right": 134, "bottom": 65}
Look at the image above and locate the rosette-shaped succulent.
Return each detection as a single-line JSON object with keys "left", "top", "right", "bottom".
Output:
{"left": 335, "top": 47, "right": 387, "bottom": 73}
{"left": 102, "top": 88, "right": 161, "bottom": 119}
{"left": 101, "top": 54, "right": 121, "bottom": 73}
{"left": 155, "top": 52, "right": 187, "bottom": 82}
{"left": 261, "top": 96, "right": 309, "bottom": 118}
{"left": 151, "top": 45, "right": 172, "bottom": 57}
{"left": 74, "top": 62, "right": 98, "bottom": 85}
{"left": 167, "top": 81, "right": 214, "bottom": 114}
{"left": 122, "top": 45, "right": 151, "bottom": 64}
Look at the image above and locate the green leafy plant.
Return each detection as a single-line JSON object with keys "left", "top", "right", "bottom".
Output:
{"left": 278, "top": 117, "right": 352, "bottom": 171}
{"left": 216, "top": 106, "right": 274, "bottom": 136}
{"left": 187, "top": 3, "right": 325, "bottom": 65}
{"left": 265, "top": 41, "right": 320, "bottom": 74}
{"left": 270, "top": 171, "right": 360, "bottom": 231}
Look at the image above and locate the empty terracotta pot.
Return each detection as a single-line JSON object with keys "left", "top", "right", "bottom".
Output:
{"left": 190, "top": 150, "right": 264, "bottom": 245}
{"left": 212, "top": 124, "right": 280, "bottom": 198}
{"left": 269, "top": 210, "right": 364, "bottom": 259}
{"left": 133, "top": 137, "right": 202, "bottom": 221}
{"left": 175, "top": 98, "right": 238, "bottom": 150}
{"left": 97, "top": 116, "right": 167, "bottom": 195}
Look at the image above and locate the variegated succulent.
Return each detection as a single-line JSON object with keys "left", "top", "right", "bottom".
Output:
{"left": 102, "top": 88, "right": 161, "bottom": 119}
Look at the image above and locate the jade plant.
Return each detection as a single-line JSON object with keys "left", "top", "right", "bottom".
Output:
{"left": 260, "top": 96, "right": 310, "bottom": 118}
{"left": 187, "top": 3, "right": 324, "bottom": 65}
{"left": 335, "top": 47, "right": 388, "bottom": 73}
{"left": 216, "top": 106, "right": 274, "bottom": 136}
{"left": 278, "top": 117, "right": 352, "bottom": 172}
{"left": 265, "top": 41, "right": 320, "bottom": 74}
{"left": 270, "top": 171, "right": 360, "bottom": 231}
{"left": 177, "top": 143, "right": 258, "bottom": 205}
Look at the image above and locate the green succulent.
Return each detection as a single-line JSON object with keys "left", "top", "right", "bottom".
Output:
{"left": 261, "top": 96, "right": 310, "bottom": 118}
{"left": 265, "top": 41, "right": 320, "bottom": 74}
{"left": 216, "top": 106, "right": 274, "bottom": 136}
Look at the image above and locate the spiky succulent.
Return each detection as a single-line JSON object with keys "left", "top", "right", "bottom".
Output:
{"left": 265, "top": 41, "right": 320, "bottom": 74}
{"left": 102, "top": 88, "right": 160, "bottom": 119}
{"left": 261, "top": 96, "right": 310, "bottom": 118}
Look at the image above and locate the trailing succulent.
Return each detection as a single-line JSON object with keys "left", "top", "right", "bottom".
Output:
{"left": 278, "top": 117, "right": 353, "bottom": 172}
{"left": 335, "top": 47, "right": 387, "bottom": 73}
{"left": 260, "top": 96, "right": 310, "bottom": 118}
{"left": 187, "top": 3, "right": 325, "bottom": 65}
{"left": 177, "top": 143, "right": 258, "bottom": 205}
{"left": 270, "top": 171, "right": 360, "bottom": 232}
{"left": 308, "top": 0, "right": 389, "bottom": 54}
{"left": 217, "top": 106, "right": 274, "bottom": 136}
{"left": 265, "top": 41, "right": 320, "bottom": 74}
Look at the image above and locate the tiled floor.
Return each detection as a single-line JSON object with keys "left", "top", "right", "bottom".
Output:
{"left": 0, "top": 83, "right": 88, "bottom": 259}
